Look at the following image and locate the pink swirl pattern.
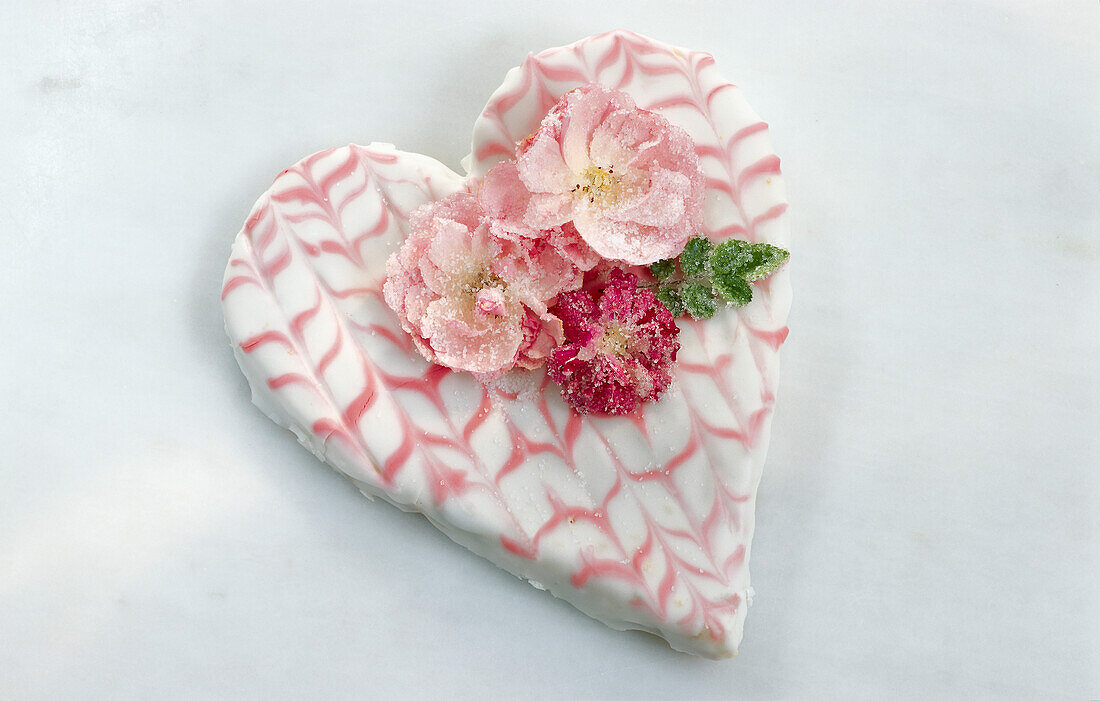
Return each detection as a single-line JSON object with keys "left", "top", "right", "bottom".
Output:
{"left": 221, "top": 31, "right": 791, "bottom": 658}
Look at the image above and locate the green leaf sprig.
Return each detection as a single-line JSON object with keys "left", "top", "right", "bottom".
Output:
{"left": 647, "top": 236, "right": 789, "bottom": 319}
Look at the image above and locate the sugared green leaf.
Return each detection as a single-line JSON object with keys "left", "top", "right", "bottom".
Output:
{"left": 712, "top": 239, "right": 789, "bottom": 282}
{"left": 710, "top": 239, "right": 753, "bottom": 279}
{"left": 648, "top": 258, "right": 676, "bottom": 281}
{"left": 740, "top": 243, "right": 790, "bottom": 282}
{"left": 711, "top": 272, "right": 753, "bottom": 306}
{"left": 679, "top": 236, "right": 713, "bottom": 276}
{"left": 680, "top": 282, "right": 716, "bottom": 319}
{"left": 654, "top": 286, "right": 685, "bottom": 317}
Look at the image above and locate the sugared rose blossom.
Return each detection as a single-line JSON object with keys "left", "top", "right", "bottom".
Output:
{"left": 547, "top": 269, "right": 680, "bottom": 415}
{"left": 478, "top": 83, "right": 705, "bottom": 266}
{"left": 383, "top": 192, "right": 583, "bottom": 376}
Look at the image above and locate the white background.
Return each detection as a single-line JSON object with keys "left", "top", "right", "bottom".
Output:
{"left": 1, "top": 1, "right": 1097, "bottom": 698}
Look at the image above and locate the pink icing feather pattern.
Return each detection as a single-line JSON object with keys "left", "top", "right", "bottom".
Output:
{"left": 222, "top": 30, "right": 791, "bottom": 658}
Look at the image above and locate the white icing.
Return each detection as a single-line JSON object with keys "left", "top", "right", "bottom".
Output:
{"left": 222, "top": 31, "right": 791, "bottom": 658}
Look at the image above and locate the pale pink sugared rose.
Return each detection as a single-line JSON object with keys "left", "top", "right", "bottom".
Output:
{"left": 478, "top": 83, "right": 705, "bottom": 266}
{"left": 383, "top": 192, "right": 582, "bottom": 377}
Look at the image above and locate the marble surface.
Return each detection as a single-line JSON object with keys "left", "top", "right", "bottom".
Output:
{"left": 1, "top": 1, "right": 1096, "bottom": 698}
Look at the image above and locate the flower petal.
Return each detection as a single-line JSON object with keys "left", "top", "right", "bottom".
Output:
{"left": 515, "top": 129, "right": 575, "bottom": 194}
{"left": 609, "top": 168, "right": 690, "bottom": 228}
{"left": 478, "top": 162, "right": 539, "bottom": 237}
{"left": 524, "top": 192, "right": 576, "bottom": 230}
{"left": 556, "top": 85, "right": 637, "bottom": 172}
{"left": 422, "top": 297, "right": 526, "bottom": 375}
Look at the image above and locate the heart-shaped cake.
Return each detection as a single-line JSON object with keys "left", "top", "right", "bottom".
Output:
{"left": 221, "top": 30, "right": 791, "bottom": 659}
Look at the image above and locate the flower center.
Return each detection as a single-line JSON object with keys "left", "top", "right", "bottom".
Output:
{"left": 461, "top": 268, "right": 507, "bottom": 316}
{"left": 598, "top": 321, "right": 633, "bottom": 356}
{"left": 572, "top": 165, "right": 623, "bottom": 207}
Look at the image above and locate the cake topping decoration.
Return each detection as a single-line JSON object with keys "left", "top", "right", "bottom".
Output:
{"left": 385, "top": 83, "right": 788, "bottom": 411}
{"left": 548, "top": 268, "right": 680, "bottom": 415}
{"left": 478, "top": 83, "right": 706, "bottom": 266}
{"left": 382, "top": 191, "right": 575, "bottom": 377}
{"left": 648, "top": 235, "right": 791, "bottom": 318}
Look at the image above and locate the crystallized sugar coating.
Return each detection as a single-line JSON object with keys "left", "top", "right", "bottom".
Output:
{"left": 546, "top": 221, "right": 603, "bottom": 272}
{"left": 548, "top": 268, "right": 680, "bottom": 415}
{"left": 383, "top": 191, "right": 583, "bottom": 375}
{"left": 478, "top": 84, "right": 706, "bottom": 266}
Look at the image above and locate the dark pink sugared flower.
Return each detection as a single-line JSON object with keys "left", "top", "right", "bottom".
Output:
{"left": 547, "top": 268, "right": 680, "bottom": 415}
{"left": 478, "top": 83, "right": 705, "bottom": 266}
